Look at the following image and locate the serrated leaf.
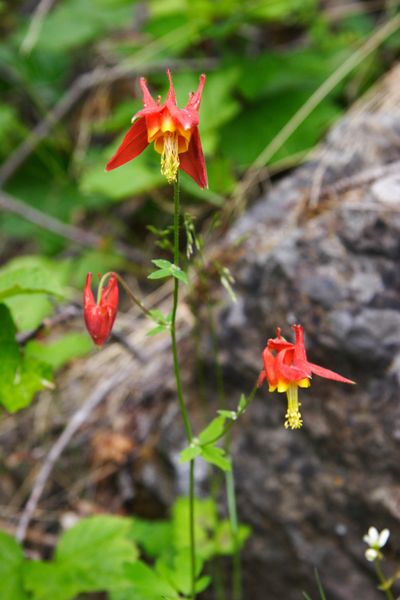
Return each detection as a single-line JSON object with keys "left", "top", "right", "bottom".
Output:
{"left": 156, "top": 548, "right": 203, "bottom": 596}
{"left": 179, "top": 445, "right": 202, "bottom": 463}
{"left": 0, "top": 531, "right": 29, "bottom": 600}
{"left": 24, "top": 515, "right": 139, "bottom": 599}
{"left": 198, "top": 416, "right": 226, "bottom": 445}
{"left": 124, "top": 561, "right": 178, "bottom": 599}
{"left": 200, "top": 446, "right": 231, "bottom": 472}
{"left": 23, "top": 562, "right": 71, "bottom": 600}
{"left": 128, "top": 518, "right": 173, "bottom": 558}
{"left": 172, "top": 497, "right": 217, "bottom": 561}
{"left": 56, "top": 514, "right": 138, "bottom": 563}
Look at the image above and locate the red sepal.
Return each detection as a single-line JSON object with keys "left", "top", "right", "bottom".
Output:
{"left": 105, "top": 118, "right": 149, "bottom": 171}
{"left": 179, "top": 127, "right": 208, "bottom": 189}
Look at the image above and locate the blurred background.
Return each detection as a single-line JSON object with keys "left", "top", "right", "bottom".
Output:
{"left": 1, "top": 1, "right": 400, "bottom": 599}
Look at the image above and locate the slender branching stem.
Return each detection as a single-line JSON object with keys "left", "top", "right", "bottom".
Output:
{"left": 226, "top": 467, "right": 242, "bottom": 600}
{"left": 207, "top": 304, "right": 242, "bottom": 600}
{"left": 171, "top": 174, "right": 196, "bottom": 600}
{"left": 374, "top": 560, "right": 394, "bottom": 600}
{"left": 204, "top": 383, "right": 259, "bottom": 447}
{"left": 97, "top": 271, "right": 152, "bottom": 318}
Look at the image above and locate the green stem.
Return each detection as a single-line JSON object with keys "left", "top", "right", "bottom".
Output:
{"left": 375, "top": 560, "right": 394, "bottom": 600}
{"left": 208, "top": 305, "right": 240, "bottom": 600}
{"left": 189, "top": 458, "right": 196, "bottom": 600}
{"left": 171, "top": 174, "right": 196, "bottom": 600}
{"left": 204, "top": 383, "right": 259, "bottom": 447}
{"left": 97, "top": 271, "right": 152, "bottom": 318}
{"left": 226, "top": 467, "right": 242, "bottom": 600}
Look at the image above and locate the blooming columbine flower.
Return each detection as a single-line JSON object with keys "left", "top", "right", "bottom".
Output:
{"left": 106, "top": 70, "right": 208, "bottom": 188}
{"left": 257, "top": 325, "right": 354, "bottom": 429}
{"left": 363, "top": 527, "right": 390, "bottom": 561}
{"left": 84, "top": 273, "right": 119, "bottom": 346}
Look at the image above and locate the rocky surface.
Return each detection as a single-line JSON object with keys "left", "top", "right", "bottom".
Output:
{"left": 210, "top": 110, "right": 400, "bottom": 598}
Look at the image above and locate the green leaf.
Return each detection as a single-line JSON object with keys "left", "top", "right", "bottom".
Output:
{"left": 220, "top": 88, "right": 341, "bottom": 167}
{"left": 172, "top": 497, "right": 217, "bottom": 561}
{"left": 147, "top": 268, "right": 171, "bottom": 280}
{"left": 148, "top": 261, "right": 189, "bottom": 285}
{"left": 198, "top": 416, "right": 226, "bottom": 445}
{"left": 32, "top": 0, "right": 135, "bottom": 53}
{"left": 123, "top": 561, "right": 178, "bottom": 599}
{"left": 80, "top": 148, "right": 164, "bottom": 200}
{"left": 214, "top": 521, "right": 252, "bottom": 555}
{"left": 0, "top": 266, "right": 64, "bottom": 301}
{"left": 25, "top": 333, "right": 93, "bottom": 370}
{"left": 56, "top": 514, "right": 138, "bottom": 571}
{"left": 238, "top": 393, "right": 247, "bottom": 413}
{"left": 179, "top": 445, "right": 202, "bottom": 463}
{"left": 146, "top": 325, "right": 168, "bottom": 337}
{"left": 128, "top": 518, "right": 173, "bottom": 559}
{"left": 200, "top": 446, "right": 231, "bottom": 472}
{"left": 0, "top": 304, "right": 53, "bottom": 413}
{"left": 156, "top": 548, "right": 204, "bottom": 596}
{"left": 217, "top": 410, "right": 237, "bottom": 420}
{"left": 171, "top": 267, "right": 189, "bottom": 285}
{"left": 23, "top": 562, "right": 71, "bottom": 600}
{"left": 151, "top": 259, "right": 173, "bottom": 270}
{"left": 0, "top": 256, "right": 70, "bottom": 330}
{"left": 195, "top": 575, "right": 211, "bottom": 593}
{"left": 24, "top": 516, "right": 139, "bottom": 600}
{"left": 0, "top": 531, "right": 29, "bottom": 600}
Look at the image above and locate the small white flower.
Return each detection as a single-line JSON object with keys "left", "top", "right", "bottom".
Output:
{"left": 363, "top": 527, "right": 390, "bottom": 561}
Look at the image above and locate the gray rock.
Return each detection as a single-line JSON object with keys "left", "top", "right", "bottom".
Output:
{"left": 212, "top": 111, "right": 400, "bottom": 599}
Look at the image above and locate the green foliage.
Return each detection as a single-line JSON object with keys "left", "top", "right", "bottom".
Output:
{"left": 0, "top": 498, "right": 249, "bottom": 600}
{"left": 25, "top": 333, "right": 92, "bottom": 370}
{"left": 23, "top": 516, "right": 139, "bottom": 600}
{"left": 180, "top": 391, "right": 252, "bottom": 471}
{"left": 115, "top": 561, "right": 179, "bottom": 600}
{"left": 0, "top": 304, "right": 53, "bottom": 413}
{"left": 147, "top": 308, "right": 173, "bottom": 336}
{"left": 148, "top": 259, "right": 189, "bottom": 284}
{"left": 0, "top": 531, "right": 29, "bottom": 600}
{"left": 0, "top": 256, "right": 69, "bottom": 330}
{"left": 26, "top": 0, "right": 136, "bottom": 54}
{"left": 0, "top": 264, "right": 64, "bottom": 302}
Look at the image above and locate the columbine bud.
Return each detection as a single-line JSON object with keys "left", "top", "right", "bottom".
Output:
{"left": 83, "top": 272, "right": 119, "bottom": 346}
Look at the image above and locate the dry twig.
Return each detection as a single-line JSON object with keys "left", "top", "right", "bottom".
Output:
{"left": 20, "top": 0, "right": 56, "bottom": 55}
{"left": 0, "top": 190, "right": 146, "bottom": 263}
{"left": 16, "top": 368, "right": 130, "bottom": 542}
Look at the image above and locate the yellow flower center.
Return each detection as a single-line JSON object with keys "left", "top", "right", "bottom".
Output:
{"left": 284, "top": 383, "right": 303, "bottom": 429}
{"left": 161, "top": 132, "right": 180, "bottom": 184}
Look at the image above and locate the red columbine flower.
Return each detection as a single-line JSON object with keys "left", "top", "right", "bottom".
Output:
{"left": 84, "top": 273, "right": 119, "bottom": 346}
{"left": 106, "top": 70, "right": 208, "bottom": 189}
{"left": 258, "top": 325, "right": 354, "bottom": 429}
